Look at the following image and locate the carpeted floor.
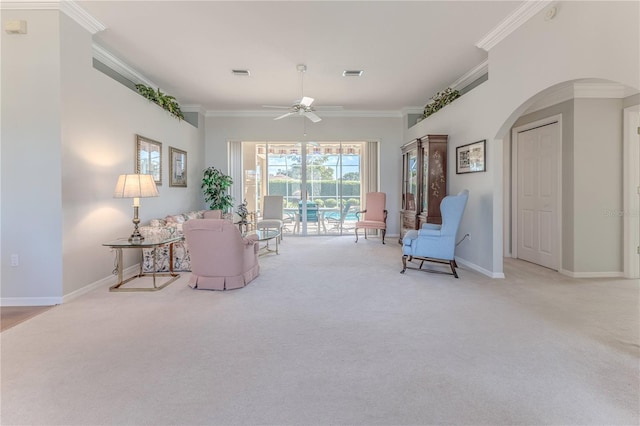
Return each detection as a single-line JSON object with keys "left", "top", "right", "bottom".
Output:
{"left": 1, "top": 236, "right": 638, "bottom": 425}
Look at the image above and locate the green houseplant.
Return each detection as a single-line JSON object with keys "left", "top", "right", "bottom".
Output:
{"left": 135, "top": 84, "right": 185, "bottom": 121}
{"left": 422, "top": 87, "right": 461, "bottom": 119}
{"left": 202, "top": 166, "right": 234, "bottom": 212}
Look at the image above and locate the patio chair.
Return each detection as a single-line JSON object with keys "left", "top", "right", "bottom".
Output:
{"left": 257, "top": 195, "right": 284, "bottom": 241}
{"left": 325, "top": 201, "right": 353, "bottom": 232}
{"left": 294, "top": 201, "right": 325, "bottom": 234}
{"left": 282, "top": 210, "right": 296, "bottom": 234}
{"left": 400, "top": 189, "right": 469, "bottom": 278}
{"left": 354, "top": 192, "right": 387, "bottom": 244}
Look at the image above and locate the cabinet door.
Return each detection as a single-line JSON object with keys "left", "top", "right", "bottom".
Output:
{"left": 422, "top": 146, "right": 429, "bottom": 213}
{"left": 403, "top": 147, "right": 418, "bottom": 211}
{"left": 424, "top": 137, "right": 447, "bottom": 223}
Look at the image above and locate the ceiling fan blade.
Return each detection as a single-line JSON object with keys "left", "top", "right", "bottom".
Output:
{"left": 262, "top": 105, "right": 292, "bottom": 109}
{"left": 300, "top": 97, "right": 315, "bottom": 107}
{"left": 274, "top": 112, "right": 295, "bottom": 120}
{"left": 305, "top": 111, "right": 322, "bottom": 123}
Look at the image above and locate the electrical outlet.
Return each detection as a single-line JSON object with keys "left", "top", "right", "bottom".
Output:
{"left": 10, "top": 254, "right": 19, "bottom": 267}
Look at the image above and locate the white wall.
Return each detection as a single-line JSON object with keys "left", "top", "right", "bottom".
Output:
{"left": 1, "top": 10, "right": 63, "bottom": 303}
{"left": 405, "top": 83, "right": 501, "bottom": 276}
{"left": 205, "top": 115, "right": 404, "bottom": 235}
{"left": 405, "top": 0, "right": 639, "bottom": 277}
{"left": 573, "top": 98, "right": 623, "bottom": 274}
{"left": 1, "top": 10, "right": 206, "bottom": 304}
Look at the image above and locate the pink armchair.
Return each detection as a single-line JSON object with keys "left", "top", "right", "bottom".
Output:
{"left": 203, "top": 209, "right": 222, "bottom": 219}
{"left": 183, "top": 219, "right": 260, "bottom": 290}
{"left": 355, "top": 192, "right": 388, "bottom": 244}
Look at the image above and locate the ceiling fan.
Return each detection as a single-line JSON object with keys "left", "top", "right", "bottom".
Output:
{"left": 263, "top": 64, "right": 342, "bottom": 123}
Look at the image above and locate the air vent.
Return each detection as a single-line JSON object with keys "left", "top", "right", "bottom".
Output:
{"left": 232, "top": 69, "right": 251, "bottom": 76}
{"left": 342, "top": 70, "right": 363, "bottom": 77}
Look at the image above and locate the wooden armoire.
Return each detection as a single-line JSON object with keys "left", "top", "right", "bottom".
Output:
{"left": 399, "top": 135, "right": 448, "bottom": 242}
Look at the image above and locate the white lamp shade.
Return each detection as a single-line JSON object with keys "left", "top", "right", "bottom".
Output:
{"left": 113, "top": 174, "right": 159, "bottom": 199}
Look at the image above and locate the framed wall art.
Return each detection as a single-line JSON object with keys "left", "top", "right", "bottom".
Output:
{"left": 169, "top": 146, "right": 187, "bottom": 187}
{"left": 136, "top": 134, "right": 162, "bottom": 185}
{"left": 456, "top": 139, "right": 486, "bottom": 174}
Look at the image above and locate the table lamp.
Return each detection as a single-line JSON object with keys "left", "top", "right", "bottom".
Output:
{"left": 113, "top": 174, "right": 159, "bottom": 243}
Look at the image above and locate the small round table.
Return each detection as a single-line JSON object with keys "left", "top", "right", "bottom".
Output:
{"left": 245, "top": 229, "right": 280, "bottom": 255}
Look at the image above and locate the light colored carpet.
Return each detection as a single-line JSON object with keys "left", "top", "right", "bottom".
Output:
{"left": 1, "top": 236, "right": 638, "bottom": 425}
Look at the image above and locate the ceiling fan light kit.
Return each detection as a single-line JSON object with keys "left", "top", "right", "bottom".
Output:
{"left": 263, "top": 64, "right": 343, "bottom": 124}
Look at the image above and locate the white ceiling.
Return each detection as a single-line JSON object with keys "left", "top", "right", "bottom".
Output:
{"left": 77, "top": 1, "right": 523, "bottom": 113}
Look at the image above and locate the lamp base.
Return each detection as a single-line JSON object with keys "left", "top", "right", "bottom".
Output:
{"left": 128, "top": 233, "right": 144, "bottom": 244}
{"left": 129, "top": 209, "right": 144, "bottom": 244}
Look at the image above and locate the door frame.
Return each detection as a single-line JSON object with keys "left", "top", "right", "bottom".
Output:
{"left": 511, "top": 114, "right": 563, "bottom": 270}
{"left": 623, "top": 105, "right": 640, "bottom": 278}
{"left": 236, "top": 141, "right": 371, "bottom": 236}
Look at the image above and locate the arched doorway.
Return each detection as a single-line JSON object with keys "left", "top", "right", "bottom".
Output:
{"left": 498, "top": 79, "right": 639, "bottom": 277}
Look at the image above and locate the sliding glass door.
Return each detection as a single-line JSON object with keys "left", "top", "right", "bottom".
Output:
{"left": 241, "top": 141, "right": 369, "bottom": 236}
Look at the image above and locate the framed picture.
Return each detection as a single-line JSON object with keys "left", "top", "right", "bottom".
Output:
{"left": 169, "top": 146, "right": 187, "bottom": 187}
{"left": 136, "top": 134, "right": 162, "bottom": 185}
{"left": 456, "top": 139, "right": 486, "bottom": 174}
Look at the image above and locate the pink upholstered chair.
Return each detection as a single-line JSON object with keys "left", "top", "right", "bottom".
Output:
{"left": 183, "top": 219, "right": 260, "bottom": 290}
{"left": 203, "top": 209, "right": 222, "bottom": 219}
{"left": 354, "top": 192, "right": 388, "bottom": 244}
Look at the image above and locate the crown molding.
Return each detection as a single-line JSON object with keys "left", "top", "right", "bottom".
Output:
{"left": 60, "top": 1, "right": 105, "bottom": 34}
{"left": 573, "top": 83, "right": 635, "bottom": 99}
{"left": 0, "top": 1, "right": 59, "bottom": 10}
{"left": 319, "top": 110, "right": 402, "bottom": 118}
{"left": 205, "top": 110, "right": 403, "bottom": 119}
{"left": 92, "top": 43, "right": 157, "bottom": 88}
{"left": 206, "top": 110, "right": 285, "bottom": 118}
{"left": 523, "top": 82, "right": 639, "bottom": 115}
{"left": 450, "top": 59, "right": 488, "bottom": 91}
{"left": 1, "top": 1, "right": 106, "bottom": 34}
{"left": 476, "top": 1, "right": 552, "bottom": 52}
{"left": 523, "top": 83, "right": 573, "bottom": 114}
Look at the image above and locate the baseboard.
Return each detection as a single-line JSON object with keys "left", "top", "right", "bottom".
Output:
{"left": 61, "top": 264, "right": 140, "bottom": 304}
{"left": 559, "top": 269, "right": 625, "bottom": 278}
{"left": 0, "top": 264, "right": 140, "bottom": 307}
{"left": 0, "top": 297, "right": 62, "bottom": 307}
{"left": 455, "top": 257, "right": 505, "bottom": 279}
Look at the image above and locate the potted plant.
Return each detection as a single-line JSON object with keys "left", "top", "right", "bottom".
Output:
{"left": 421, "top": 87, "right": 461, "bottom": 120}
{"left": 135, "top": 84, "right": 185, "bottom": 121}
{"left": 236, "top": 199, "right": 249, "bottom": 223}
{"left": 201, "top": 166, "right": 233, "bottom": 212}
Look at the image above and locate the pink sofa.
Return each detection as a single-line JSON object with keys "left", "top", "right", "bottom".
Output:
{"left": 183, "top": 219, "right": 260, "bottom": 290}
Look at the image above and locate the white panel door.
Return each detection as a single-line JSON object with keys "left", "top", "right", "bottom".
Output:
{"left": 623, "top": 106, "right": 640, "bottom": 278}
{"left": 517, "top": 122, "right": 558, "bottom": 270}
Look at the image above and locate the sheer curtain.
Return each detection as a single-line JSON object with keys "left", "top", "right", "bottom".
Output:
{"left": 228, "top": 140, "right": 243, "bottom": 212}
{"left": 363, "top": 141, "right": 379, "bottom": 194}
